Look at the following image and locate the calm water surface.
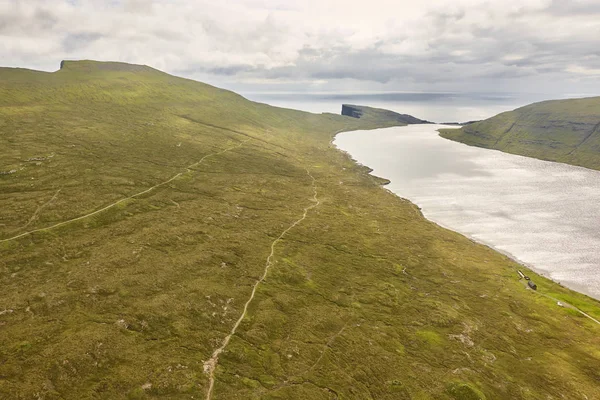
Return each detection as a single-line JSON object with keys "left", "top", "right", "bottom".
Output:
{"left": 335, "top": 125, "right": 600, "bottom": 300}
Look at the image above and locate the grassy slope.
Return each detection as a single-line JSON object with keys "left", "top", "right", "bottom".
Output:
{"left": 1, "top": 61, "right": 599, "bottom": 400}
{"left": 439, "top": 97, "right": 600, "bottom": 170}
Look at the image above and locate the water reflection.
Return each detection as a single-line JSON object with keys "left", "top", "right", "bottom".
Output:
{"left": 335, "top": 125, "right": 600, "bottom": 300}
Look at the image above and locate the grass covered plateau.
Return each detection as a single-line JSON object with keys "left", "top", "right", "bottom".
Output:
{"left": 1, "top": 61, "right": 600, "bottom": 400}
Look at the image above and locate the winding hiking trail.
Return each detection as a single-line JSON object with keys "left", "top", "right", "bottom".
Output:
{"left": 16, "top": 188, "right": 62, "bottom": 231}
{"left": 520, "top": 282, "right": 600, "bottom": 326}
{"left": 303, "top": 319, "right": 350, "bottom": 374}
{"left": 203, "top": 168, "right": 320, "bottom": 400}
{"left": 0, "top": 140, "right": 248, "bottom": 243}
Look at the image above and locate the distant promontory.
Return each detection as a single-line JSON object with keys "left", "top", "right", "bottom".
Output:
{"left": 341, "top": 104, "right": 432, "bottom": 125}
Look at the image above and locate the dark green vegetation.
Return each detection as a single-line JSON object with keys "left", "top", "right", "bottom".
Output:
{"left": 341, "top": 104, "right": 431, "bottom": 125}
{"left": 1, "top": 61, "right": 600, "bottom": 399}
{"left": 440, "top": 97, "right": 600, "bottom": 170}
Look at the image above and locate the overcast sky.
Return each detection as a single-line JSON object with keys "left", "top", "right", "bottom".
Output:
{"left": 2, "top": 0, "right": 600, "bottom": 95}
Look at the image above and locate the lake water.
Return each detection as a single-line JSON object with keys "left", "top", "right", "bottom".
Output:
{"left": 335, "top": 125, "right": 600, "bottom": 300}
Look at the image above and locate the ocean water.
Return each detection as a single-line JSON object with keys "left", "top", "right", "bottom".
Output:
{"left": 241, "top": 91, "right": 561, "bottom": 123}
{"left": 335, "top": 125, "right": 600, "bottom": 300}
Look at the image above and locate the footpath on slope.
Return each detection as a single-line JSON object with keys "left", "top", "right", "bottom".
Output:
{"left": 520, "top": 281, "right": 600, "bottom": 326}
{"left": 203, "top": 168, "right": 320, "bottom": 400}
{"left": 0, "top": 140, "right": 248, "bottom": 243}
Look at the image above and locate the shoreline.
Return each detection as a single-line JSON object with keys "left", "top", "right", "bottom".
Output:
{"left": 332, "top": 126, "right": 600, "bottom": 303}
{"left": 416, "top": 206, "right": 600, "bottom": 301}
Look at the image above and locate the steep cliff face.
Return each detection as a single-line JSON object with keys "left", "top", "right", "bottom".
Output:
{"left": 341, "top": 104, "right": 364, "bottom": 118}
{"left": 440, "top": 96, "right": 600, "bottom": 170}
{"left": 341, "top": 104, "right": 431, "bottom": 125}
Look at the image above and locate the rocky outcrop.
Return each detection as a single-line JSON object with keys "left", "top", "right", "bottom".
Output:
{"left": 341, "top": 104, "right": 364, "bottom": 118}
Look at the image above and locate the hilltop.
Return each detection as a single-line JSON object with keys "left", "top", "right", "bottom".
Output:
{"left": 1, "top": 61, "right": 600, "bottom": 399}
{"left": 439, "top": 96, "right": 600, "bottom": 170}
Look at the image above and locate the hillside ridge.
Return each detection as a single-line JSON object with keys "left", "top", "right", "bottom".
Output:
{"left": 440, "top": 96, "right": 600, "bottom": 170}
{"left": 1, "top": 61, "right": 600, "bottom": 400}
{"left": 342, "top": 103, "right": 432, "bottom": 125}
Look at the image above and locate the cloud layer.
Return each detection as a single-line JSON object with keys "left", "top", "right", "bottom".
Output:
{"left": 2, "top": 0, "right": 600, "bottom": 94}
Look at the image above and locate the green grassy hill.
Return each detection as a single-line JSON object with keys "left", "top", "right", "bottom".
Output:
{"left": 1, "top": 61, "right": 600, "bottom": 400}
{"left": 439, "top": 97, "right": 600, "bottom": 170}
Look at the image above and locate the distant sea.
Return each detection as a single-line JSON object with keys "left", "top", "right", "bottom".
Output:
{"left": 241, "top": 92, "right": 577, "bottom": 123}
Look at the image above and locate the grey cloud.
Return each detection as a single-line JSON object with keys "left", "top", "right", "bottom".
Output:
{"left": 546, "top": 0, "right": 600, "bottom": 16}
{"left": 234, "top": 36, "right": 546, "bottom": 85}
{"left": 62, "top": 32, "right": 103, "bottom": 52}
{"left": 200, "top": 65, "right": 258, "bottom": 76}
{"left": 123, "top": 0, "right": 154, "bottom": 14}
{"left": 32, "top": 8, "right": 59, "bottom": 30}
{"left": 1, "top": 0, "right": 600, "bottom": 95}
{"left": 0, "top": 5, "right": 58, "bottom": 35}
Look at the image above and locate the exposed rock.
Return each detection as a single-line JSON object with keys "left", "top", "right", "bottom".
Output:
{"left": 341, "top": 104, "right": 364, "bottom": 118}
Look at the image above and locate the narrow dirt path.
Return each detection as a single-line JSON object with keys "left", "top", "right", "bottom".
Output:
{"left": 15, "top": 188, "right": 62, "bottom": 231}
{"left": 539, "top": 292, "right": 600, "bottom": 326}
{"left": 520, "top": 281, "right": 600, "bottom": 326}
{"left": 303, "top": 319, "right": 350, "bottom": 374}
{"left": 0, "top": 140, "right": 248, "bottom": 243}
{"left": 567, "top": 120, "right": 600, "bottom": 156}
{"left": 203, "top": 168, "right": 320, "bottom": 400}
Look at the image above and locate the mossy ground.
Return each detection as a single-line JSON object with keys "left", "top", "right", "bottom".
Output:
{"left": 1, "top": 61, "right": 599, "bottom": 399}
